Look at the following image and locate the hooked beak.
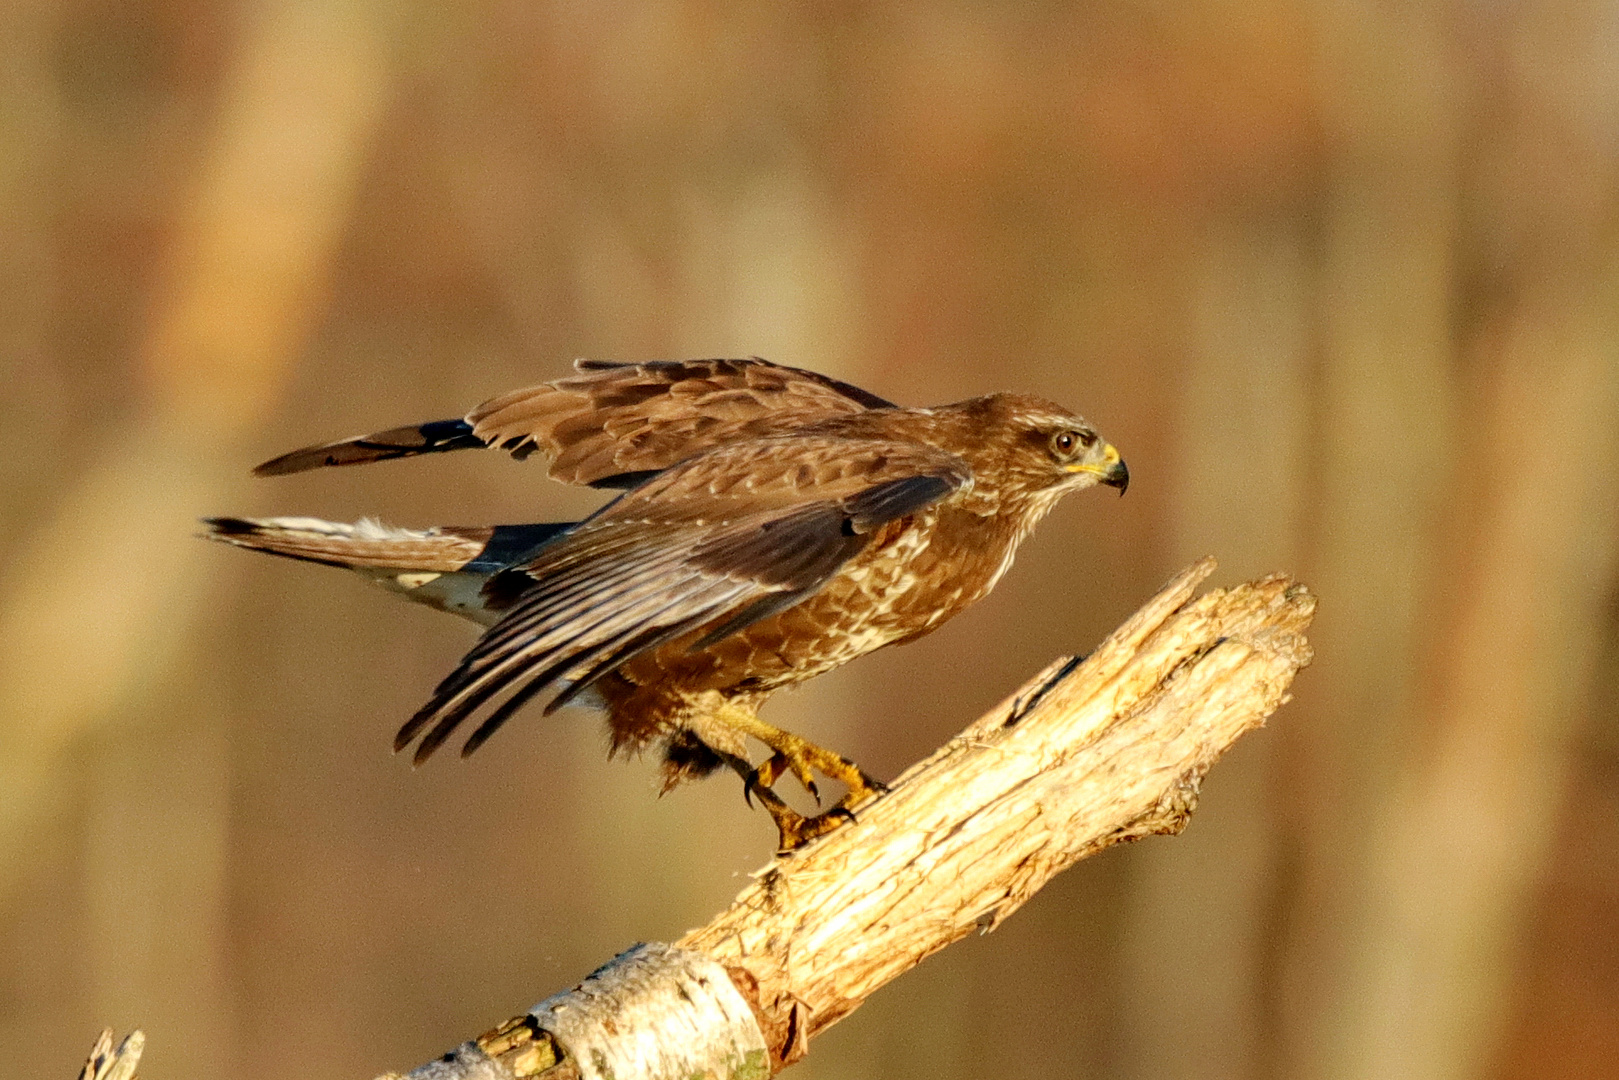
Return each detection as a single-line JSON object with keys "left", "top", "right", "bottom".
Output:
{"left": 1066, "top": 443, "right": 1129, "bottom": 495}
{"left": 1100, "top": 442, "right": 1128, "bottom": 495}
{"left": 1102, "top": 457, "right": 1129, "bottom": 495}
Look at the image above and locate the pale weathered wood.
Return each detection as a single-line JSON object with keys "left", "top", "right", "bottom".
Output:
{"left": 529, "top": 944, "right": 767, "bottom": 1080}
{"left": 381, "top": 556, "right": 1313, "bottom": 1078}
{"left": 77, "top": 1029, "right": 144, "bottom": 1080}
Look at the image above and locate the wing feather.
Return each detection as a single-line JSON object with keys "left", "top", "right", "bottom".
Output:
{"left": 409, "top": 576, "right": 753, "bottom": 762}
{"left": 398, "top": 435, "right": 970, "bottom": 760}
{"left": 253, "top": 358, "right": 895, "bottom": 485}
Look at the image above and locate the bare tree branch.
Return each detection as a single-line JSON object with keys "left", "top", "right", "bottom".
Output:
{"left": 83, "top": 559, "right": 1312, "bottom": 1078}
{"left": 360, "top": 557, "right": 1314, "bottom": 1078}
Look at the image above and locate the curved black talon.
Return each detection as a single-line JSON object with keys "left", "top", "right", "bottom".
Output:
{"left": 744, "top": 764, "right": 803, "bottom": 809}
{"left": 753, "top": 750, "right": 822, "bottom": 805}
{"left": 721, "top": 750, "right": 770, "bottom": 811}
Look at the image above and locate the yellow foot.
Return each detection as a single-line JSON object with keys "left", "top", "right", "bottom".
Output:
{"left": 748, "top": 750, "right": 820, "bottom": 805}
{"left": 746, "top": 784, "right": 864, "bottom": 853}
{"left": 740, "top": 730, "right": 889, "bottom": 807}
{"left": 698, "top": 699, "right": 890, "bottom": 847}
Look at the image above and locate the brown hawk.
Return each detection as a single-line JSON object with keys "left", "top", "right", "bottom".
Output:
{"left": 206, "top": 359, "right": 1127, "bottom": 848}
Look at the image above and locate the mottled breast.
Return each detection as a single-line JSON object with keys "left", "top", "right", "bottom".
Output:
{"left": 619, "top": 504, "right": 1023, "bottom": 696}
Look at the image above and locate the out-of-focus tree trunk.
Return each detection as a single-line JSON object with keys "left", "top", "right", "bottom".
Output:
{"left": 1281, "top": 1, "right": 1462, "bottom": 1076}
{"left": 1119, "top": 211, "right": 1313, "bottom": 1080}
{"left": 1345, "top": 280, "right": 1619, "bottom": 1080}
{"left": 1322, "top": 0, "right": 1619, "bottom": 1072}
{"left": 0, "top": 2, "right": 65, "bottom": 556}
{"left": 1289, "top": 2, "right": 1619, "bottom": 1078}
{"left": 1497, "top": 601, "right": 1619, "bottom": 1079}
{"left": 0, "top": 3, "right": 398, "bottom": 1076}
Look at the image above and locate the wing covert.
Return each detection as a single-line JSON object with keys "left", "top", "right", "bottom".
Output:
{"left": 253, "top": 358, "right": 895, "bottom": 484}
{"left": 470, "top": 358, "right": 896, "bottom": 486}
{"left": 396, "top": 435, "right": 968, "bottom": 761}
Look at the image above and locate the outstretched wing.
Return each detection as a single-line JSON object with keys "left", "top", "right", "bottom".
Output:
{"left": 396, "top": 434, "right": 970, "bottom": 762}
{"left": 253, "top": 358, "right": 895, "bottom": 487}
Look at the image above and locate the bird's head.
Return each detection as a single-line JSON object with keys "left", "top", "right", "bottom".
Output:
{"left": 958, "top": 394, "right": 1128, "bottom": 501}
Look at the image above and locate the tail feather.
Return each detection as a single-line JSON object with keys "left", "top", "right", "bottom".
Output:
{"left": 203, "top": 516, "right": 490, "bottom": 571}
{"left": 202, "top": 517, "right": 577, "bottom": 627}
{"left": 252, "top": 419, "right": 487, "bottom": 477}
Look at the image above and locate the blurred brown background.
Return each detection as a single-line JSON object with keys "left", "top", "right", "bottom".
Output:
{"left": 2, "top": 1, "right": 1617, "bottom": 1078}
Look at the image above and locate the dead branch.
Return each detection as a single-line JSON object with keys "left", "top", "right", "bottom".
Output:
{"left": 372, "top": 558, "right": 1314, "bottom": 1078}
{"left": 372, "top": 557, "right": 1315, "bottom": 1078}
{"left": 78, "top": 1030, "right": 144, "bottom": 1080}
{"left": 90, "top": 557, "right": 1307, "bottom": 1080}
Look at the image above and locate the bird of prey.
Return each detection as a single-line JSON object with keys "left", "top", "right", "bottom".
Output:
{"left": 206, "top": 358, "right": 1128, "bottom": 849}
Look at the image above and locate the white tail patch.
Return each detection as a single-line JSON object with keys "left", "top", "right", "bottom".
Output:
{"left": 364, "top": 569, "right": 501, "bottom": 627}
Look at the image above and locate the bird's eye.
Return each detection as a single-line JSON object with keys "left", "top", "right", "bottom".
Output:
{"left": 1052, "top": 430, "right": 1079, "bottom": 456}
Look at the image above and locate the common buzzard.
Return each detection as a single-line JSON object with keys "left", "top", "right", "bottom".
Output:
{"left": 207, "top": 359, "right": 1128, "bottom": 848}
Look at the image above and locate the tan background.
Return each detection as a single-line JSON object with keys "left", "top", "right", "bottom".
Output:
{"left": 2, "top": 2, "right": 1617, "bottom": 1078}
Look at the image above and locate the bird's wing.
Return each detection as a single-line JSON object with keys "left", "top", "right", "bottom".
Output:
{"left": 396, "top": 434, "right": 970, "bottom": 762}
{"left": 253, "top": 358, "right": 894, "bottom": 487}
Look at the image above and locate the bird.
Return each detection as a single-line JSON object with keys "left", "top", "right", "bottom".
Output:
{"left": 205, "top": 358, "right": 1128, "bottom": 849}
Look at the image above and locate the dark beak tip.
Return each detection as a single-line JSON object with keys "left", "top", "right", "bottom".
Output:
{"left": 1105, "top": 460, "right": 1130, "bottom": 495}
